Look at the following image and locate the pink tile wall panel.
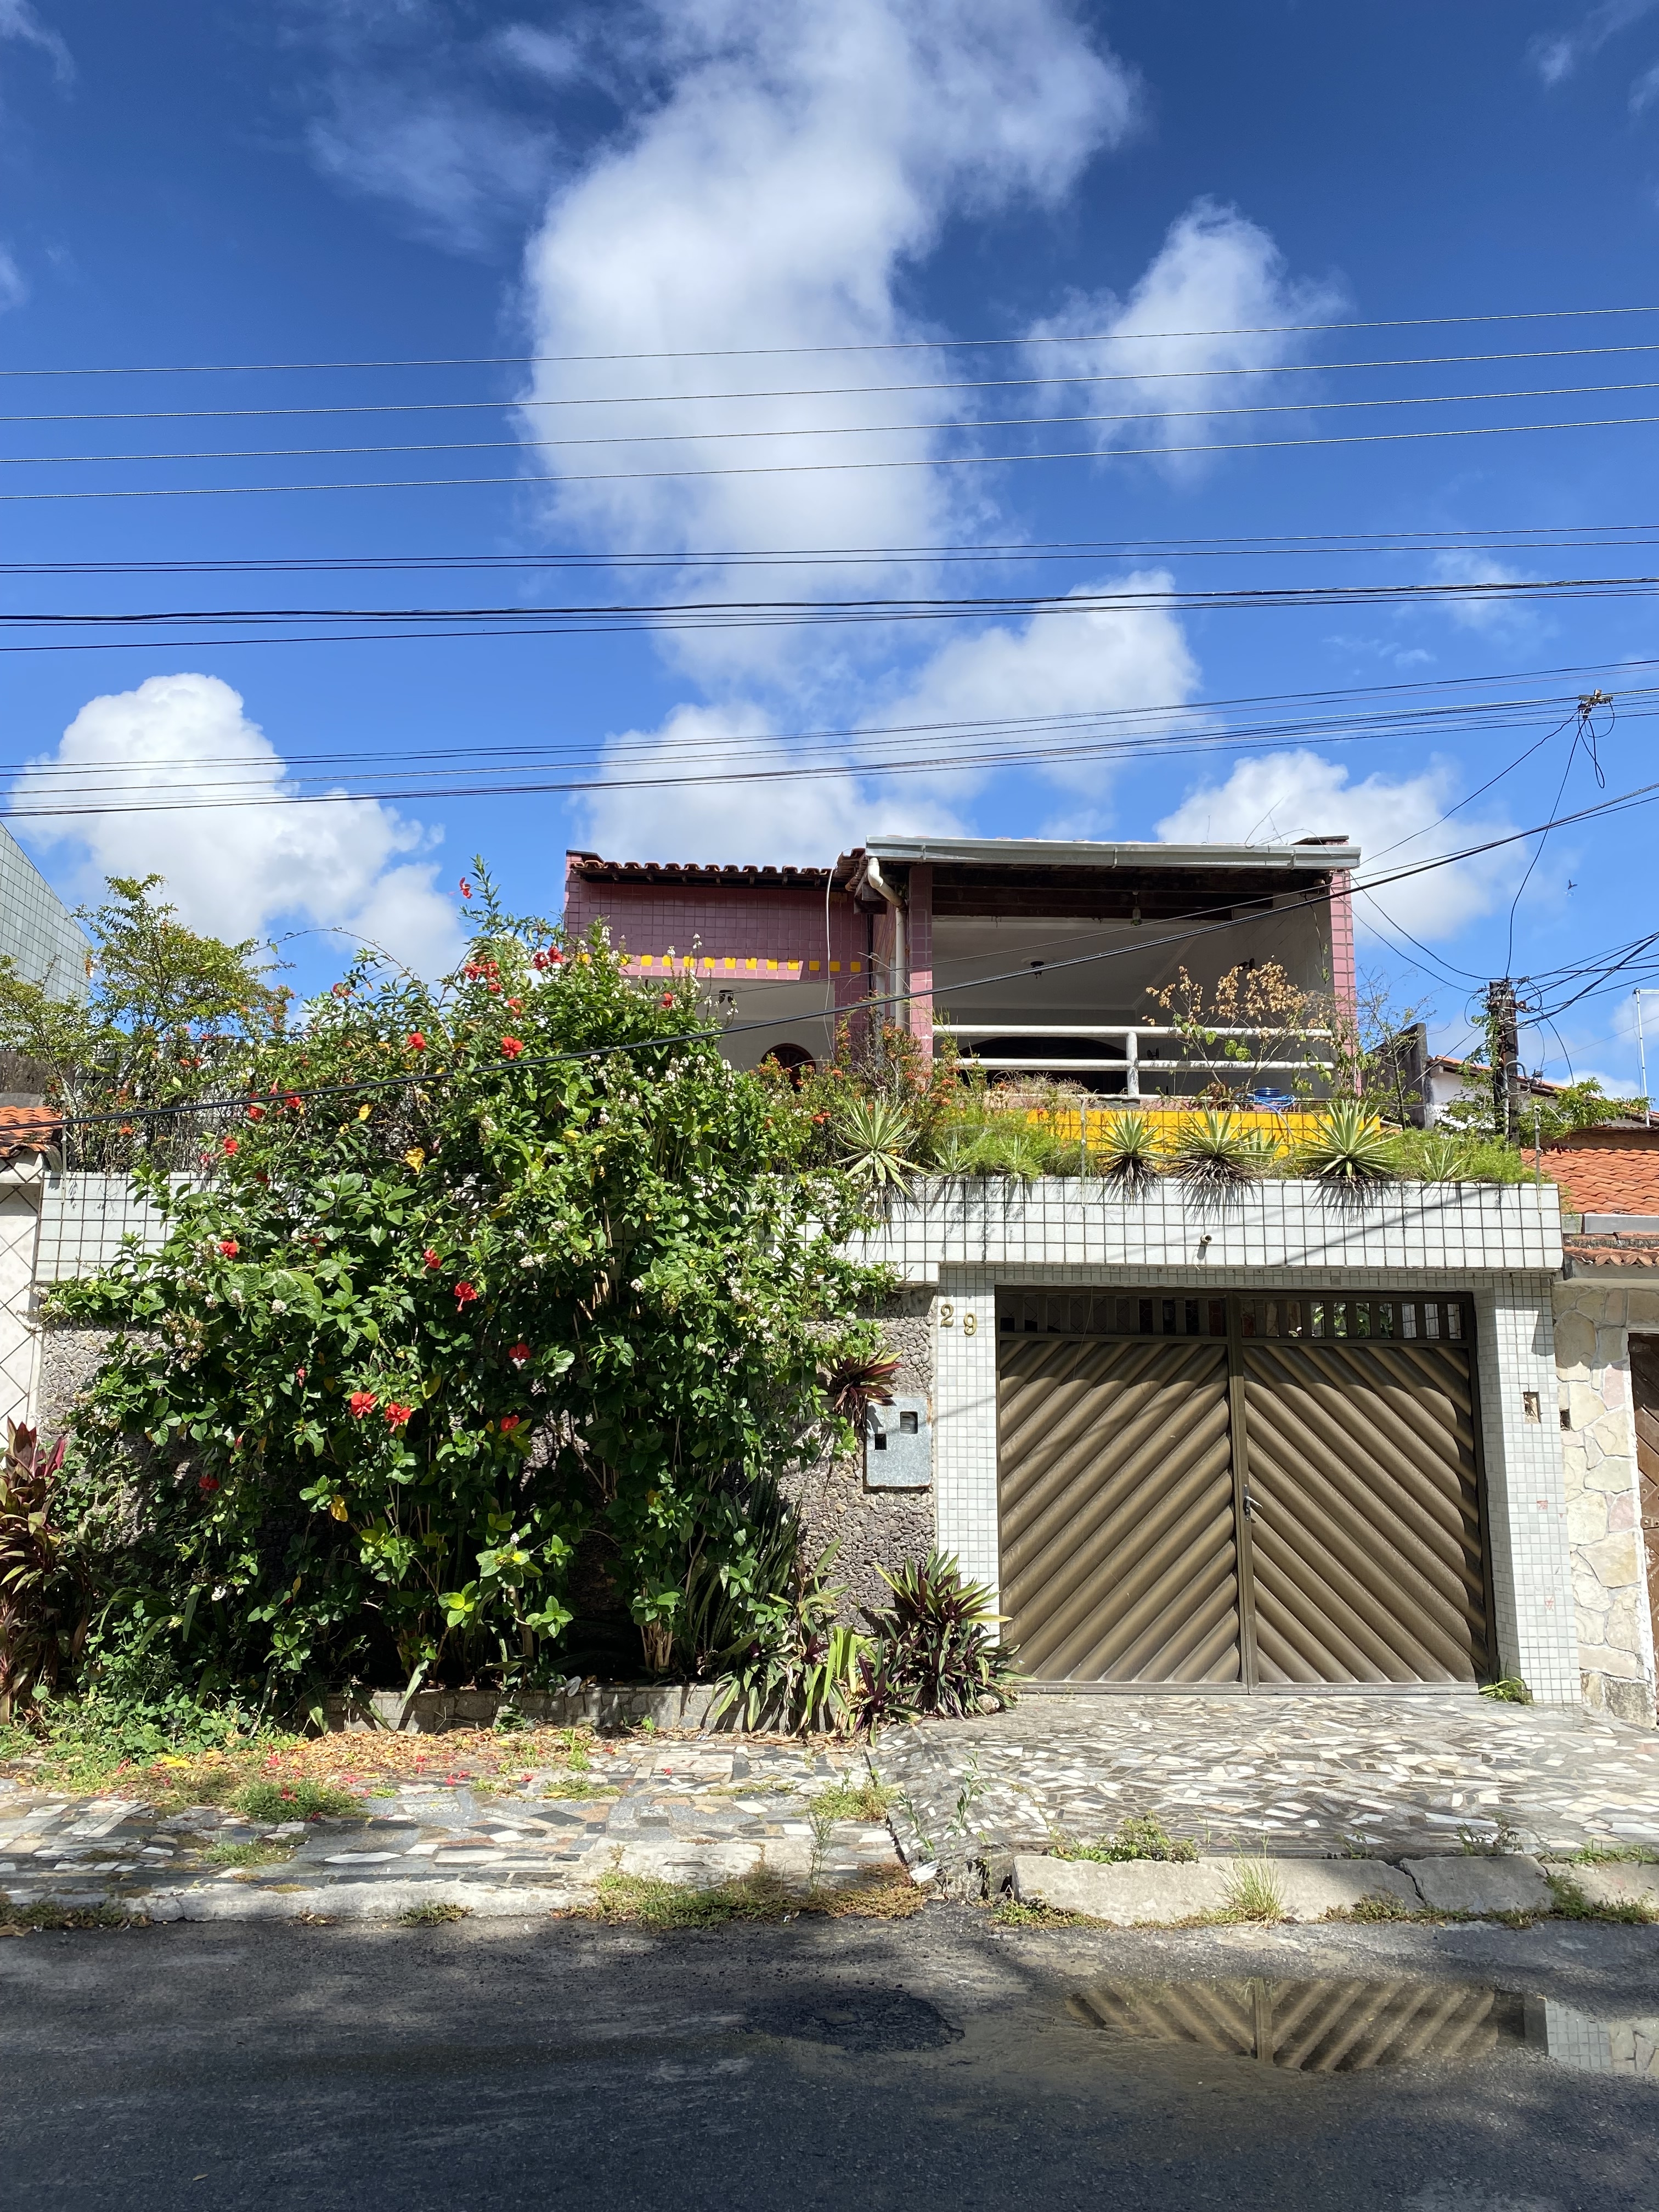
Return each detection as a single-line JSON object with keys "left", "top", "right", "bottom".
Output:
{"left": 1328, "top": 869, "right": 1357, "bottom": 1020}
{"left": 561, "top": 876, "right": 870, "bottom": 982}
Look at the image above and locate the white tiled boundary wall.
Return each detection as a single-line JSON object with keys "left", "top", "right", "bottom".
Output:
{"left": 847, "top": 1179, "right": 1580, "bottom": 1704}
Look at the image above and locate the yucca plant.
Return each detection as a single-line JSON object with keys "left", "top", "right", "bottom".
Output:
{"left": 1094, "top": 1110, "right": 1161, "bottom": 1191}
{"left": 1171, "top": 1110, "right": 1272, "bottom": 1190}
{"left": 1299, "top": 1099, "right": 1397, "bottom": 1186}
{"left": 833, "top": 1094, "right": 917, "bottom": 1189}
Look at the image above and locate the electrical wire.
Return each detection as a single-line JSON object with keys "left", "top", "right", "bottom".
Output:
{"left": 46, "top": 771, "right": 1659, "bottom": 1135}
{"left": 8, "top": 301, "right": 1659, "bottom": 380}
{"left": 11, "top": 403, "right": 1659, "bottom": 500}
{"left": 19, "top": 338, "right": 1659, "bottom": 426}
{"left": 20, "top": 375, "right": 1659, "bottom": 470}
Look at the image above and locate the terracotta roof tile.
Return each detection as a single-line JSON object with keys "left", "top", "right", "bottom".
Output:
{"left": 1525, "top": 1141, "right": 1659, "bottom": 1215}
{"left": 0, "top": 1104, "right": 58, "bottom": 1158}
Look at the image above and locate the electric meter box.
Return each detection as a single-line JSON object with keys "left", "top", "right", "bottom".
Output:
{"left": 865, "top": 1396, "right": 932, "bottom": 1491}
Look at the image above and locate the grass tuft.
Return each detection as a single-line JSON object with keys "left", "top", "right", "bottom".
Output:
{"left": 1054, "top": 1813, "right": 1197, "bottom": 1865}
{"left": 234, "top": 1779, "right": 361, "bottom": 1824}
{"left": 1545, "top": 1871, "right": 1658, "bottom": 1926}
{"left": 1220, "top": 1855, "right": 1286, "bottom": 1923}
{"left": 810, "top": 1776, "right": 894, "bottom": 1824}
{"left": 399, "top": 1901, "right": 473, "bottom": 1926}
{"left": 201, "top": 1839, "right": 296, "bottom": 1870}
{"left": 538, "top": 1776, "right": 621, "bottom": 1801}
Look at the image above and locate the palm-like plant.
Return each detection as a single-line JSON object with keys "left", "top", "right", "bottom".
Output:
{"left": 1171, "top": 1110, "right": 1272, "bottom": 1189}
{"left": 833, "top": 1093, "right": 917, "bottom": 1189}
{"left": 1299, "top": 1099, "right": 1396, "bottom": 1186}
{"left": 0, "top": 1422, "right": 81, "bottom": 1722}
{"left": 852, "top": 1549, "right": 1020, "bottom": 1724}
{"left": 1094, "top": 1109, "right": 1161, "bottom": 1191}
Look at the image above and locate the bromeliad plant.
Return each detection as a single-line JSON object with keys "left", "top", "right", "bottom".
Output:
{"left": 47, "top": 871, "right": 887, "bottom": 1701}
{"left": 851, "top": 1550, "right": 1020, "bottom": 1726}
{"left": 0, "top": 1423, "right": 85, "bottom": 1721}
{"left": 1094, "top": 1110, "right": 1161, "bottom": 1192}
{"left": 1171, "top": 1110, "right": 1273, "bottom": 1191}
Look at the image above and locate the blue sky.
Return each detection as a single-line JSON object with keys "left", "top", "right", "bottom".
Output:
{"left": 4, "top": 2, "right": 1659, "bottom": 1084}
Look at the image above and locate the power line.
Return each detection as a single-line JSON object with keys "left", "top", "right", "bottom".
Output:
{"left": 9, "top": 403, "right": 1659, "bottom": 501}
{"left": 8, "top": 302, "right": 1659, "bottom": 380}
{"left": 12, "top": 521, "right": 1659, "bottom": 576}
{"left": 18, "top": 375, "right": 1659, "bottom": 470}
{"left": 15, "top": 338, "right": 1659, "bottom": 425}
{"left": 47, "top": 772, "right": 1659, "bottom": 1136}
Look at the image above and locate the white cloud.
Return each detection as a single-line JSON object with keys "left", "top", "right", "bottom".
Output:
{"left": 1155, "top": 751, "right": 1521, "bottom": 939}
{"left": 307, "top": 81, "right": 557, "bottom": 252}
{"left": 1632, "top": 55, "right": 1659, "bottom": 105}
{"left": 578, "top": 701, "right": 968, "bottom": 866}
{"left": 517, "top": 0, "right": 1138, "bottom": 596}
{"left": 1025, "top": 199, "right": 1347, "bottom": 481}
{"left": 0, "top": 0, "right": 70, "bottom": 80}
{"left": 1426, "top": 548, "right": 1543, "bottom": 635}
{"left": 0, "top": 245, "right": 25, "bottom": 314}
{"left": 1528, "top": 3, "right": 1659, "bottom": 84}
{"left": 879, "top": 571, "right": 1203, "bottom": 801}
{"left": 12, "top": 673, "right": 462, "bottom": 979}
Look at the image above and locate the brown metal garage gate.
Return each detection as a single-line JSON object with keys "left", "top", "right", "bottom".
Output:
{"left": 996, "top": 1288, "right": 1494, "bottom": 1690}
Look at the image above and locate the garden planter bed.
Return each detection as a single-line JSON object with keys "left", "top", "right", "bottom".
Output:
{"left": 323, "top": 1684, "right": 722, "bottom": 1734}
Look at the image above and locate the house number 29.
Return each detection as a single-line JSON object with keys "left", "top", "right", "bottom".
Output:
{"left": 939, "top": 1304, "right": 975, "bottom": 1335}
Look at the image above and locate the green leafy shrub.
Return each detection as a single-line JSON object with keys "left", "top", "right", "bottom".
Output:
{"left": 851, "top": 1550, "right": 1020, "bottom": 1725}
{"left": 1389, "top": 1128, "right": 1531, "bottom": 1184}
{"left": 46, "top": 872, "right": 882, "bottom": 1700}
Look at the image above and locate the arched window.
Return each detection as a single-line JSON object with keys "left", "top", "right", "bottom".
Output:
{"left": 762, "top": 1042, "right": 817, "bottom": 1085}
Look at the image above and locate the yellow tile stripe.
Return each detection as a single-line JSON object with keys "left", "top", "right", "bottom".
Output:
{"left": 627, "top": 955, "right": 860, "bottom": 975}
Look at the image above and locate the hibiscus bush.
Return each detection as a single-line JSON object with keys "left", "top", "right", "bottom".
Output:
{"left": 47, "top": 873, "right": 884, "bottom": 1702}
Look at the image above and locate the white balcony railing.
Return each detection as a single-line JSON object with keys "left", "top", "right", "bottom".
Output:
{"left": 936, "top": 1022, "right": 1334, "bottom": 1099}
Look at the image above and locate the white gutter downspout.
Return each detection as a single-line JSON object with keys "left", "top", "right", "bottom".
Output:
{"left": 863, "top": 855, "right": 906, "bottom": 1011}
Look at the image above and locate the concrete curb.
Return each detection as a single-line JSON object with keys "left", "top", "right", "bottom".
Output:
{"left": 1010, "top": 1852, "right": 1568, "bottom": 1925}
{"left": 1401, "top": 1855, "right": 1554, "bottom": 1916}
{"left": 1551, "top": 1862, "right": 1659, "bottom": 1911}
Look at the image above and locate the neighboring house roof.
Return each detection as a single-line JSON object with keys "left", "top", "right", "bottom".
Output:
{"left": 0, "top": 1104, "right": 60, "bottom": 1158}
{"left": 566, "top": 854, "right": 835, "bottom": 889}
{"left": 1562, "top": 1231, "right": 1659, "bottom": 1272}
{"left": 1423, "top": 1054, "right": 1560, "bottom": 1097}
{"left": 1527, "top": 1127, "right": 1659, "bottom": 1216}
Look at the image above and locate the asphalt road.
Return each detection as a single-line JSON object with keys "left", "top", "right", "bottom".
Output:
{"left": 2, "top": 1905, "right": 1655, "bottom": 2211}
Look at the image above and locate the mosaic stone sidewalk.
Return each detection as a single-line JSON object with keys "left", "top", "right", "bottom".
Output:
{"left": 0, "top": 1741, "right": 900, "bottom": 1921}
{"left": 873, "top": 1694, "right": 1659, "bottom": 1875}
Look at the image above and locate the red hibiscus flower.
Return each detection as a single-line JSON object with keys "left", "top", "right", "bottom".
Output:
{"left": 222, "top": 1136, "right": 239, "bottom": 1156}
{"left": 382, "top": 1402, "right": 414, "bottom": 1427}
{"left": 424, "top": 1248, "right": 442, "bottom": 1269}
{"left": 500, "top": 1037, "right": 523, "bottom": 1060}
{"left": 407, "top": 1032, "right": 426, "bottom": 1052}
{"left": 247, "top": 1103, "right": 266, "bottom": 1122}
{"left": 348, "top": 1390, "right": 378, "bottom": 1418}
{"left": 507, "top": 997, "right": 522, "bottom": 1012}
{"left": 509, "top": 1342, "right": 530, "bottom": 1368}
{"left": 219, "top": 1239, "right": 240, "bottom": 1257}
{"left": 198, "top": 1475, "right": 219, "bottom": 1494}
{"left": 295, "top": 1367, "right": 306, "bottom": 1383}
{"left": 454, "top": 1281, "right": 479, "bottom": 1305}
{"left": 285, "top": 1094, "right": 303, "bottom": 1113}
{"left": 500, "top": 1415, "right": 522, "bottom": 1434}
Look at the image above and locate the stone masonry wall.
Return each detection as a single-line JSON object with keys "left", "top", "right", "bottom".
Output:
{"left": 1553, "top": 1278, "right": 1658, "bottom": 1725}
{"left": 785, "top": 1289, "right": 935, "bottom": 1622}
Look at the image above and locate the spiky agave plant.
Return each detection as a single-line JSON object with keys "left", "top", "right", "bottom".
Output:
{"left": 1299, "top": 1099, "right": 1397, "bottom": 1186}
{"left": 833, "top": 1094, "right": 917, "bottom": 1190}
{"left": 1171, "top": 1110, "right": 1272, "bottom": 1190}
{"left": 1094, "top": 1109, "right": 1161, "bottom": 1192}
